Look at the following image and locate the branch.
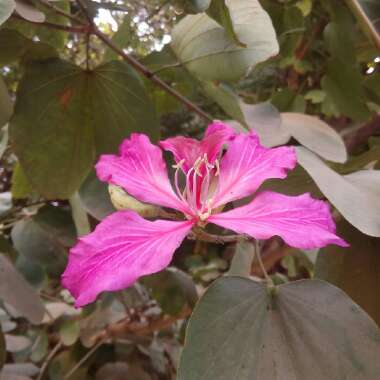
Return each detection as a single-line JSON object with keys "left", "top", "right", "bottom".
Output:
{"left": 37, "top": 0, "right": 84, "bottom": 24}
{"left": 75, "top": 0, "right": 212, "bottom": 122}
{"left": 345, "top": 0, "right": 380, "bottom": 51}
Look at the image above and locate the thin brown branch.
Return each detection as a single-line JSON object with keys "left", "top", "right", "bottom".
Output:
{"left": 63, "top": 338, "right": 107, "bottom": 380}
{"left": 37, "top": 341, "right": 63, "bottom": 380}
{"left": 345, "top": 0, "right": 380, "bottom": 51}
{"left": 75, "top": 0, "right": 212, "bottom": 122}
{"left": 94, "top": 30, "right": 212, "bottom": 122}
{"left": 37, "top": 0, "right": 84, "bottom": 24}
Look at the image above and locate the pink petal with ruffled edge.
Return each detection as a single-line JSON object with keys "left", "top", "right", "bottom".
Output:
{"left": 211, "top": 132, "right": 297, "bottom": 208}
{"left": 96, "top": 134, "right": 188, "bottom": 213}
{"left": 62, "top": 211, "right": 194, "bottom": 307}
{"left": 160, "top": 121, "right": 235, "bottom": 172}
{"left": 209, "top": 191, "right": 348, "bottom": 249}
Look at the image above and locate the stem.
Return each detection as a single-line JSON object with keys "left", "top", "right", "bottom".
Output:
{"left": 254, "top": 240, "right": 274, "bottom": 287}
{"left": 75, "top": 0, "right": 212, "bottom": 122}
{"left": 37, "top": 0, "right": 84, "bottom": 24}
{"left": 94, "top": 30, "right": 212, "bottom": 122}
{"left": 63, "top": 338, "right": 107, "bottom": 380}
{"left": 37, "top": 341, "right": 63, "bottom": 380}
{"left": 191, "top": 229, "right": 242, "bottom": 244}
{"left": 345, "top": 0, "right": 380, "bottom": 51}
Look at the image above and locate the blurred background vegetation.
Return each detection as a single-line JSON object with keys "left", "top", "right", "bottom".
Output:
{"left": 0, "top": 0, "right": 379, "bottom": 379}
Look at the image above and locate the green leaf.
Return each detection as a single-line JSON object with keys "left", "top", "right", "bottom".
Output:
{"left": 316, "top": 219, "right": 380, "bottom": 326}
{"left": 296, "top": 147, "right": 380, "bottom": 236}
{"left": 11, "top": 205, "right": 76, "bottom": 277}
{"left": 10, "top": 59, "right": 159, "bottom": 199}
{"left": 0, "top": 28, "right": 28, "bottom": 66}
{"left": 0, "top": 254, "right": 45, "bottom": 324}
{"left": 171, "top": 0, "right": 279, "bottom": 82}
{"left": 0, "top": 0, "right": 15, "bottom": 26}
{"left": 78, "top": 170, "right": 114, "bottom": 220}
{"left": 179, "top": 277, "right": 380, "bottom": 379}
{"left": 11, "top": 162, "right": 37, "bottom": 199}
{"left": 206, "top": 0, "right": 246, "bottom": 47}
{"left": 59, "top": 319, "right": 80, "bottom": 346}
{"left": 69, "top": 192, "right": 91, "bottom": 237}
{"left": 143, "top": 268, "right": 198, "bottom": 316}
{"left": 321, "top": 59, "right": 370, "bottom": 122}
{"left": 103, "top": 15, "right": 131, "bottom": 62}
{"left": 227, "top": 240, "right": 255, "bottom": 277}
{"left": 324, "top": 22, "right": 356, "bottom": 65}
{"left": 201, "top": 81, "right": 247, "bottom": 126}
{"left": 0, "top": 76, "right": 13, "bottom": 128}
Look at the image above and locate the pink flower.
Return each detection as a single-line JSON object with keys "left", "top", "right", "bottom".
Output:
{"left": 62, "top": 122, "right": 348, "bottom": 307}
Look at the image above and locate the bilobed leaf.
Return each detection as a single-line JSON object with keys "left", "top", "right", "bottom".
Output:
{"left": 296, "top": 147, "right": 380, "bottom": 236}
{"left": 0, "top": 76, "right": 13, "bottom": 128}
{"left": 281, "top": 113, "right": 347, "bottom": 163}
{"left": 0, "top": 0, "right": 15, "bottom": 26}
{"left": 316, "top": 218, "right": 380, "bottom": 326}
{"left": 206, "top": 0, "right": 246, "bottom": 47}
{"left": 0, "top": 254, "right": 45, "bottom": 324}
{"left": 171, "top": 0, "right": 279, "bottom": 82}
{"left": 10, "top": 59, "right": 159, "bottom": 199}
{"left": 179, "top": 277, "right": 380, "bottom": 380}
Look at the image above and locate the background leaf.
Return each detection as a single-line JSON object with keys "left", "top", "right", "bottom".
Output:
{"left": 0, "top": 0, "right": 15, "bottom": 26}
{"left": 0, "top": 254, "right": 45, "bottom": 324}
{"left": 171, "top": 0, "right": 279, "bottom": 82}
{"left": 296, "top": 147, "right": 380, "bottom": 236}
{"left": 179, "top": 277, "right": 380, "bottom": 380}
{"left": 10, "top": 59, "right": 159, "bottom": 199}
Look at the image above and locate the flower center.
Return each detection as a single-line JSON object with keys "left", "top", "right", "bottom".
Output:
{"left": 173, "top": 154, "right": 219, "bottom": 221}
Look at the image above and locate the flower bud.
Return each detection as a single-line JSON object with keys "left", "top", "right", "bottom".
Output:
{"left": 108, "top": 185, "right": 160, "bottom": 218}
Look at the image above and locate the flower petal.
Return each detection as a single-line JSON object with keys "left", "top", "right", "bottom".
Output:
{"left": 209, "top": 191, "right": 348, "bottom": 249}
{"left": 62, "top": 211, "right": 194, "bottom": 307}
{"left": 160, "top": 121, "right": 235, "bottom": 172}
{"left": 96, "top": 134, "right": 187, "bottom": 212}
{"left": 212, "top": 132, "right": 297, "bottom": 208}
